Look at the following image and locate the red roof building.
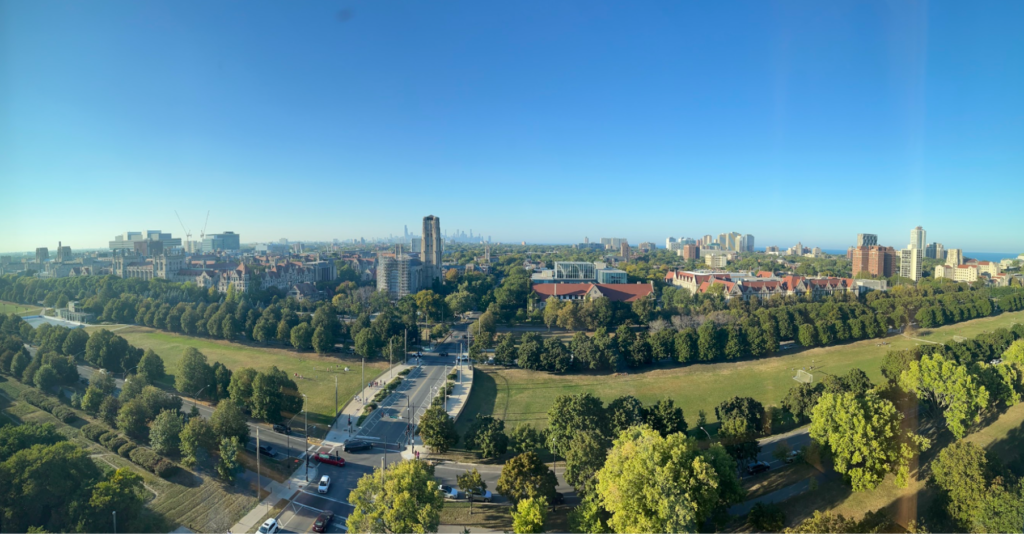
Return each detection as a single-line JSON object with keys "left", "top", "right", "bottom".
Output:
{"left": 531, "top": 282, "right": 655, "bottom": 308}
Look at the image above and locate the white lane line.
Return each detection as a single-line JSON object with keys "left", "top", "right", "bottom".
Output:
{"left": 298, "top": 489, "right": 357, "bottom": 507}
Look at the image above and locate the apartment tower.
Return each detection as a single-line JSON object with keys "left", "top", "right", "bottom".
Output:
{"left": 422, "top": 215, "right": 443, "bottom": 284}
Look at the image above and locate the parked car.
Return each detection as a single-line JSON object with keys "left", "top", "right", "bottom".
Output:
{"left": 318, "top": 475, "right": 331, "bottom": 494}
{"left": 314, "top": 452, "right": 346, "bottom": 467}
{"left": 468, "top": 488, "right": 493, "bottom": 502}
{"left": 258, "top": 518, "right": 279, "bottom": 534}
{"left": 784, "top": 450, "right": 799, "bottom": 464}
{"left": 747, "top": 461, "right": 771, "bottom": 475}
{"left": 312, "top": 511, "right": 334, "bottom": 533}
{"left": 438, "top": 484, "right": 453, "bottom": 494}
{"left": 551, "top": 492, "right": 565, "bottom": 505}
{"left": 258, "top": 444, "right": 275, "bottom": 457}
{"left": 272, "top": 423, "right": 290, "bottom": 434}
{"left": 444, "top": 488, "right": 460, "bottom": 500}
{"left": 343, "top": 440, "right": 373, "bottom": 452}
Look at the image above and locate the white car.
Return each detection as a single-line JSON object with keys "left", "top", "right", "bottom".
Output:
{"left": 258, "top": 518, "right": 279, "bottom": 534}
{"left": 318, "top": 475, "right": 331, "bottom": 494}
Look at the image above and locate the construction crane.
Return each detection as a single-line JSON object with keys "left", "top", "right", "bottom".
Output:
{"left": 199, "top": 211, "right": 210, "bottom": 243}
{"left": 174, "top": 211, "right": 192, "bottom": 252}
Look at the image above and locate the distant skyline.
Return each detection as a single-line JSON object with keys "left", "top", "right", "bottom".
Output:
{"left": 3, "top": 1, "right": 1023, "bottom": 253}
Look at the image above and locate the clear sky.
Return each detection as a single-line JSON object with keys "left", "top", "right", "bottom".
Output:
{"left": 2, "top": 0, "right": 1023, "bottom": 253}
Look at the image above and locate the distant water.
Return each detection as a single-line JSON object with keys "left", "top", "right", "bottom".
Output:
{"left": 817, "top": 249, "right": 1017, "bottom": 262}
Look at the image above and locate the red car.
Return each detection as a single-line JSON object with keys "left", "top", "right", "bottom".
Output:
{"left": 314, "top": 452, "right": 346, "bottom": 467}
{"left": 312, "top": 511, "right": 334, "bottom": 533}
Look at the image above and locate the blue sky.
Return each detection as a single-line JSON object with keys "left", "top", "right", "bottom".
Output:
{"left": 2, "top": 0, "right": 1023, "bottom": 253}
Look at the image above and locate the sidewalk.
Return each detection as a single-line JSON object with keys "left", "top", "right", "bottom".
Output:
{"left": 402, "top": 364, "right": 474, "bottom": 461}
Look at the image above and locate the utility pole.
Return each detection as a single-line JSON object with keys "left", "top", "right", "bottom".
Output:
{"left": 256, "top": 427, "right": 262, "bottom": 508}
{"left": 302, "top": 394, "right": 309, "bottom": 482}
{"left": 335, "top": 375, "right": 338, "bottom": 419}
{"left": 361, "top": 356, "right": 365, "bottom": 406}
{"left": 112, "top": 511, "right": 116, "bottom": 534}
{"left": 389, "top": 339, "right": 393, "bottom": 380}
{"left": 404, "top": 328, "right": 407, "bottom": 365}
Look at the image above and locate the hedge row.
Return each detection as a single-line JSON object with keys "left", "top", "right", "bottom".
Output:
{"left": 20, "top": 389, "right": 77, "bottom": 423}
{"left": 82, "top": 422, "right": 176, "bottom": 478}
{"left": 398, "top": 368, "right": 412, "bottom": 376}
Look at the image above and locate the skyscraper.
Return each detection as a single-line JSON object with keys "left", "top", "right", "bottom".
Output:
{"left": 909, "top": 226, "right": 926, "bottom": 250}
{"left": 856, "top": 234, "right": 878, "bottom": 247}
{"left": 422, "top": 215, "right": 442, "bottom": 284}
{"left": 946, "top": 248, "right": 964, "bottom": 267}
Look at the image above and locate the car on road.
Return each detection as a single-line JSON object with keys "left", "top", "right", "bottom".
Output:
{"left": 747, "top": 461, "right": 771, "bottom": 475}
{"left": 551, "top": 492, "right": 565, "bottom": 505}
{"left": 438, "top": 484, "right": 453, "bottom": 494}
{"left": 272, "top": 423, "right": 291, "bottom": 434}
{"left": 258, "top": 518, "right": 279, "bottom": 534}
{"left": 443, "top": 488, "right": 460, "bottom": 500}
{"left": 312, "top": 511, "right": 334, "bottom": 533}
{"left": 439, "top": 352, "right": 448, "bottom": 357}
{"left": 343, "top": 440, "right": 373, "bottom": 452}
{"left": 468, "top": 488, "right": 493, "bottom": 502}
{"left": 318, "top": 475, "right": 331, "bottom": 494}
{"left": 314, "top": 452, "right": 346, "bottom": 467}
{"left": 784, "top": 450, "right": 800, "bottom": 463}
{"left": 258, "top": 444, "right": 275, "bottom": 457}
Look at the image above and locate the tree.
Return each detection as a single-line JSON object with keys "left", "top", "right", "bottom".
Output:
{"left": 346, "top": 459, "right": 444, "bottom": 534}
{"left": 783, "top": 511, "right": 859, "bottom": 533}
{"left": 463, "top": 416, "right": 508, "bottom": 459}
{"left": 517, "top": 333, "right": 542, "bottom": 370}
{"left": 543, "top": 297, "right": 562, "bottom": 329}
{"left": 62, "top": 328, "right": 89, "bottom": 358}
{"left": 900, "top": 353, "right": 989, "bottom": 439}
{"left": 797, "top": 323, "right": 817, "bottom": 347}
{"left": 509, "top": 424, "right": 545, "bottom": 455}
{"left": 715, "top": 396, "right": 764, "bottom": 435}
{"left": 212, "top": 362, "right": 232, "bottom": 401}
{"left": 211, "top": 399, "right": 249, "bottom": 443}
{"left": 149, "top": 409, "right": 184, "bottom": 456}
{"left": 547, "top": 393, "right": 608, "bottom": 457}
{"left": 646, "top": 398, "right": 688, "bottom": 437}
{"left": 250, "top": 367, "right": 299, "bottom": 423}
{"left": 782, "top": 383, "right": 824, "bottom": 422}
{"left": 86, "top": 468, "right": 146, "bottom": 532}
{"left": 631, "top": 295, "right": 655, "bottom": 325}
{"left": 496, "top": 452, "right": 558, "bottom": 506}
{"left": 973, "top": 483, "right": 1024, "bottom": 534}
{"left": 33, "top": 365, "right": 59, "bottom": 391}
{"left": 116, "top": 399, "right": 150, "bottom": 439}
{"left": 595, "top": 426, "right": 744, "bottom": 533}
{"left": 414, "top": 290, "right": 443, "bottom": 322}
{"left": 137, "top": 349, "right": 165, "bottom": 383}
{"left": 494, "top": 333, "right": 517, "bottom": 366}
{"left": 216, "top": 436, "right": 241, "bottom": 481}
{"left": 748, "top": 502, "right": 786, "bottom": 532}
{"left": 607, "top": 395, "right": 647, "bottom": 436}
{"left": 810, "top": 392, "right": 928, "bottom": 491}
{"left": 457, "top": 468, "right": 486, "bottom": 514}
{"left": 228, "top": 367, "right": 258, "bottom": 411}
{"left": 179, "top": 416, "right": 215, "bottom": 468}
{"left": 697, "top": 320, "right": 720, "bottom": 361}
{"left": 290, "top": 322, "right": 313, "bottom": 350}
{"left": 175, "top": 347, "right": 213, "bottom": 398}
{"left": 419, "top": 405, "right": 458, "bottom": 452}
{"left": 312, "top": 326, "right": 333, "bottom": 354}
{"left": 0, "top": 440, "right": 103, "bottom": 533}
{"left": 512, "top": 496, "right": 548, "bottom": 534}
{"left": 0, "top": 423, "right": 64, "bottom": 461}
{"left": 929, "top": 441, "right": 989, "bottom": 528}
{"left": 564, "top": 430, "right": 608, "bottom": 495}
{"left": 10, "top": 350, "right": 30, "bottom": 380}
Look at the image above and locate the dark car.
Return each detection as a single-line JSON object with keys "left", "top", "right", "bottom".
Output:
{"left": 551, "top": 492, "right": 565, "bottom": 505}
{"left": 747, "top": 461, "right": 770, "bottom": 475}
{"left": 312, "top": 511, "right": 334, "bottom": 533}
{"left": 440, "top": 352, "right": 448, "bottom": 357}
{"left": 272, "top": 423, "right": 290, "bottom": 434}
{"left": 343, "top": 440, "right": 373, "bottom": 452}
{"left": 258, "top": 444, "right": 275, "bottom": 457}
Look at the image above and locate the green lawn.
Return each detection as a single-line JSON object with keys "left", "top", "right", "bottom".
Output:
{"left": 87, "top": 326, "right": 389, "bottom": 427}
{"left": 0, "top": 300, "right": 43, "bottom": 316}
{"left": 459, "top": 310, "right": 1024, "bottom": 433}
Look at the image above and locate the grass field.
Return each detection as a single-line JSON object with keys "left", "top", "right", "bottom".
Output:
{"left": 459, "top": 310, "right": 1024, "bottom": 433}
{"left": 84, "top": 326, "right": 389, "bottom": 427}
{"left": 0, "top": 300, "right": 43, "bottom": 316}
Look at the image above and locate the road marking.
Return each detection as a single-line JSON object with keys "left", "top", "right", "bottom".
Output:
{"left": 298, "top": 489, "right": 357, "bottom": 507}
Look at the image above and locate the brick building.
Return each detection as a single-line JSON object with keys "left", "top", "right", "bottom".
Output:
{"left": 851, "top": 246, "right": 897, "bottom": 278}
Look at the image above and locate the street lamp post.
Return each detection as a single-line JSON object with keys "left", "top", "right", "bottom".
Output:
{"left": 700, "top": 426, "right": 712, "bottom": 441}
{"left": 192, "top": 386, "right": 209, "bottom": 412}
{"left": 302, "top": 393, "right": 309, "bottom": 482}
{"left": 112, "top": 511, "right": 116, "bottom": 534}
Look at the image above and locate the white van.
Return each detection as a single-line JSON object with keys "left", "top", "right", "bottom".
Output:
{"left": 318, "top": 475, "right": 331, "bottom": 494}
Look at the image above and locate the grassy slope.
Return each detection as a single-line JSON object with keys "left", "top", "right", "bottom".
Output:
{"left": 0, "top": 300, "right": 43, "bottom": 316}
{"left": 85, "top": 326, "right": 388, "bottom": 426}
{"left": 459, "top": 310, "right": 1024, "bottom": 433}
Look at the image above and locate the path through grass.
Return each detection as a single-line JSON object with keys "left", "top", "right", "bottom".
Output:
{"left": 0, "top": 300, "right": 43, "bottom": 316}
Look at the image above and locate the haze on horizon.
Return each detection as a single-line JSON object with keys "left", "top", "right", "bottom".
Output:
{"left": 2, "top": 1, "right": 1023, "bottom": 253}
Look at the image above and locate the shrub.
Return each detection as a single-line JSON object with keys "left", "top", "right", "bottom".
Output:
{"left": 153, "top": 458, "right": 176, "bottom": 478}
{"left": 82, "top": 423, "right": 110, "bottom": 442}
{"left": 19, "top": 389, "right": 45, "bottom": 407}
{"left": 129, "top": 447, "right": 162, "bottom": 470}
{"left": 107, "top": 436, "right": 129, "bottom": 453}
{"left": 51, "top": 405, "right": 77, "bottom": 423}
{"left": 98, "top": 431, "right": 119, "bottom": 448}
{"left": 398, "top": 368, "right": 411, "bottom": 376}
{"left": 447, "top": 371, "right": 459, "bottom": 381}
{"left": 748, "top": 502, "right": 786, "bottom": 532}
{"left": 118, "top": 442, "right": 137, "bottom": 458}
{"left": 38, "top": 397, "right": 60, "bottom": 413}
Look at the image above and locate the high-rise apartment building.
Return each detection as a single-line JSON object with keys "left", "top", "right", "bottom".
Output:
{"left": 679, "top": 244, "right": 700, "bottom": 261}
{"left": 909, "top": 226, "right": 926, "bottom": 250}
{"left": 666, "top": 237, "right": 677, "bottom": 249}
{"left": 422, "top": 215, "right": 443, "bottom": 285}
{"left": 620, "top": 241, "right": 630, "bottom": 262}
{"left": 377, "top": 245, "right": 425, "bottom": 300}
{"left": 945, "top": 248, "right": 964, "bottom": 267}
{"left": 856, "top": 234, "right": 878, "bottom": 247}
{"left": 702, "top": 235, "right": 713, "bottom": 246}
{"left": 744, "top": 234, "right": 755, "bottom": 252}
{"left": 925, "top": 242, "right": 945, "bottom": 260}
{"left": 35, "top": 247, "right": 49, "bottom": 263}
{"left": 851, "top": 246, "right": 897, "bottom": 278}
{"left": 900, "top": 248, "right": 923, "bottom": 282}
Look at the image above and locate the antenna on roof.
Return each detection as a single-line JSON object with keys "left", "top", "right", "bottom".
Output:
{"left": 175, "top": 211, "right": 192, "bottom": 251}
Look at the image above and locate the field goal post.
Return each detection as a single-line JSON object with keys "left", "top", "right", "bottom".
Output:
{"left": 793, "top": 369, "right": 813, "bottom": 384}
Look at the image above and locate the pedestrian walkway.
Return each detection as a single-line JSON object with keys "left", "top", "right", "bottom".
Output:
{"left": 402, "top": 365, "right": 474, "bottom": 461}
